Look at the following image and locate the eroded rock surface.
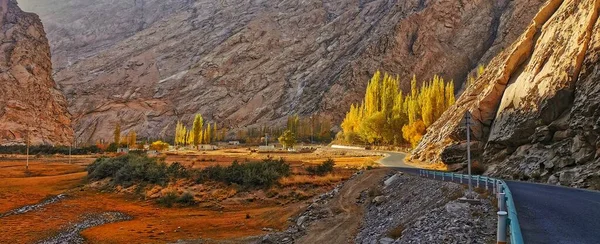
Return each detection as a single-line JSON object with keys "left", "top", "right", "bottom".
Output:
{"left": 0, "top": 0, "right": 72, "bottom": 145}
{"left": 20, "top": 0, "right": 545, "bottom": 143}
{"left": 412, "top": 0, "right": 600, "bottom": 189}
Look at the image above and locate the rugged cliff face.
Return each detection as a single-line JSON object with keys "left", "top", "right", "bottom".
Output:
{"left": 20, "top": 0, "right": 545, "bottom": 143}
{"left": 0, "top": 0, "right": 73, "bottom": 145}
{"left": 412, "top": 0, "right": 600, "bottom": 189}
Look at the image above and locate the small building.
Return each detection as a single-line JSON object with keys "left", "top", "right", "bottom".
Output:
{"left": 146, "top": 150, "right": 159, "bottom": 156}
{"left": 117, "top": 148, "right": 129, "bottom": 154}
{"left": 228, "top": 141, "right": 240, "bottom": 145}
{"left": 198, "top": 144, "right": 218, "bottom": 151}
{"left": 258, "top": 145, "right": 276, "bottom": 152}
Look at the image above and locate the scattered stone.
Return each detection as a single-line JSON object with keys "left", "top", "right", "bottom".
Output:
{"left": 0, "top": 194, "right": 67, "bottom": 218}
{"left": 38, "top": 212, "right": 131, "bottom": 244}
{"left": 372, "top": 196, "right": 387, "bottom": 205}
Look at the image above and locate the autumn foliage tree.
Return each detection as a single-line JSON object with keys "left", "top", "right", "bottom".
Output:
{"left": 339, "top": 71, "right": 456, "bottom": 148}
{"left": 192, "top": 114, "right": 204, "bottom": 146}
{"left": 114, "top": 123, "right": 121, "bottom": 145}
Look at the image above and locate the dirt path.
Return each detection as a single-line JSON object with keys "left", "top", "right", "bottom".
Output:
{"left": 296, "top": 168, "right": 392, "bottom": 244}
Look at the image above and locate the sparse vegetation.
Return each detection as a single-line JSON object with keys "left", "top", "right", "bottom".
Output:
{"left": 87, "top": 154, "right": 188, "bottom": 187}
{"left": 196, "top": 157, "right": 291, "bottom": 189}
{"left": 156, "top": 191, "right": 178, "bottom": 208}
{"left": 0, "top": 145, "right": 102, "bottom": 155}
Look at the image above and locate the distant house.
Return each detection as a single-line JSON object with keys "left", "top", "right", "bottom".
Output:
{"left": 147, "top": 150, "right": 159, "bottom": 156}
{"left": 228, "top": 141, "right": 240, "bottom": 145}
{"left": 198, "top": 144, "right": 218, "bottom": 151}
{"left": 117, "top": 148, "right": 129, "bottom": 154}
{"left": 258, "top": 145, "right": 276, "bottom": 152}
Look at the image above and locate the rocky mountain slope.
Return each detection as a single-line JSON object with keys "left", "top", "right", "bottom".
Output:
{"left": 20, "top": 0, "right": 545, "bottom": 143}
{"left": 0, "top": 0, "right": 72, "bottom": 145}
{"left": 412, "top": 0, "right": 600, "bottom": 188}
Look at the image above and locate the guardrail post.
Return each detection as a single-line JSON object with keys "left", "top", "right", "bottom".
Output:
{"left": 442, "top": 173, "right": 445, "bottom": 180}
{"left": 492, "top": 179, "right": 496, "bottom": 194}
{"left": 476, "top": 176, "right": 480, "bottom": 188}
{"left": 497, "top": 181, "right": 503, "bottom": 195}
{"left": 497, "top": 211, "right": 508, "bottom": 244}
{"left": 498, "top": 192, "right": 506, "bottom": 212}
{"left": 486, "top": 179, "right": 489, "bottom": 191}
{"left": 433, "top": 172, "right": 436, "bottom": 179}
{"left": 451, "top": 173, "right": 454, "bottom": 181}
{"left": 460, "top": 174, "right": 463, "bottom": 183}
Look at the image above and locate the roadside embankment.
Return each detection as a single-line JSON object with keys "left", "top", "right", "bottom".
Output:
{"left": 260, "top": 171, "right": 496, "bottom": 244}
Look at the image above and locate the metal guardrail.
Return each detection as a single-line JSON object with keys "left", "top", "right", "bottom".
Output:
{"left": 418, "top": 169, "right": 524, "bottom": 244}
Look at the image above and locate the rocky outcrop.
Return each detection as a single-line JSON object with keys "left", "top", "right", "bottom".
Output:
{"left": 412, "top": 0, "right": 600, "bottom": 189}
{"left": 0, "top": 0, "right": 72, "bottom": 145}
{"left": 22, "top": 0, "right": 545, "bottom": 143}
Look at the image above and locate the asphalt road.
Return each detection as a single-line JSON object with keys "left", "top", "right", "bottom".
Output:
{"left": 376, "top": 151, "right": 411, "bottom": 168}
{"left": 375, "top": 151, "right": 600, "bottom": 243}
{"left": 505, "top": 181, "right": 600, "bottom": 244}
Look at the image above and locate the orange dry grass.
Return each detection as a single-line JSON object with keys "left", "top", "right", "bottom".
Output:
{"left": 0, "top": 189, "right": 303, "bottom": 243}
{"left": 279, "top": 173, "right": 350, "bottom": 186}
{"left": 0, "top": 159, "right": 87, "bottom": 212}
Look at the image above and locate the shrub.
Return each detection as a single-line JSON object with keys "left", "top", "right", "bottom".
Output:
{"left": 306, "top": 158, "right": 335, "bottom": 176}
{"left": 176, "top": 192, "right": 196, "bottom": 206}
{"left": 167, "top": 162, "right": 189, "bottom": 178}
{"left": 87, "top": 154, "right": 187, "bottom": 186}
{"left": 196, "top": 157, "right": 291, "bottom": 189}
{"left": 0, "top": 145, "right": 102, "bottom": 155}
{"left": 157, "top": 192, "right": 178, "bottom": 208}
{"left": 150, "top": 141, "right": 170, "bottom": 151}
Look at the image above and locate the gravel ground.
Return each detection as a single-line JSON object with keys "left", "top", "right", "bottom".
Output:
{"left": 355, "top": 173, "right": 496, "bottom": 244}
{"left": 0, "top": 194, "right": 67, "bottom": 218}
{"left": 38, "top": 212, "right": 132, "bottom": 244}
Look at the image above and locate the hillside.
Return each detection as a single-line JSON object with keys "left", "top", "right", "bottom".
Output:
{"left": 412, "top": 0, "right": 600, "bottom": 188}
{"left": 19, "top": 0, "right": 545, "bottom": 143}
{"left": 0, "top": 0, "right": 72, "bottom": 145}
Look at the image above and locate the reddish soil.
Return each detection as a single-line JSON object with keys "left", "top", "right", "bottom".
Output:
{"left": 0, "top": 150, "right": 375, "bottom": 243}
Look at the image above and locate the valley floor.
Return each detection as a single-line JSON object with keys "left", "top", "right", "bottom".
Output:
{"left": 0, "top": 149, "right": 379, "bottom": 243}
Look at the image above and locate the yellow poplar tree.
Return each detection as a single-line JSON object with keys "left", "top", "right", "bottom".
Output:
{"left": 204, "top": 124, "right": 212, "bottom": 144}
{"left": 192, "top": 114, "right": 204, "bottom": 146}
{"left": 114, "top": 123, "right": 121, "bottom": 145}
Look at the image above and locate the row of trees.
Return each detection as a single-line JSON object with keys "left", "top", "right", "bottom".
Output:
{"left": 174, "top": 114, "right": 226, "bottom": 146}
{"left": 112, "top": 123, "right": 137, "bottom": 148}
{"left": 233, "top": 115, "right": 333, "bottom": 145}
{"left": 339, "top": 71, "right": 456, "bottom": 148}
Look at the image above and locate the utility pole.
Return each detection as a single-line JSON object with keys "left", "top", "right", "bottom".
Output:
{"left": 69, "top": 140, "right": 72, "bottom": 164}
{"left": 310, "top": 116, "right": 314, "bottom": 144}
{"left": 26, "top": 128, "right": 29, "bottom": 171}
{"left": 466, "top": 112, "right": 473, "bottom": 193}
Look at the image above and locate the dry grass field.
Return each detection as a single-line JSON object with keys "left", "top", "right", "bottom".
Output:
{"left": 0, "top": 148, "right": 381, "bottom": 243}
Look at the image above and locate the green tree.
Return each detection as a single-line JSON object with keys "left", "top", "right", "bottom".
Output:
{"left": 192, "top": 114, "right": 204, "bottom": 146}
{"left": 278, "top": 130, "right": 296, "bottom": 149}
